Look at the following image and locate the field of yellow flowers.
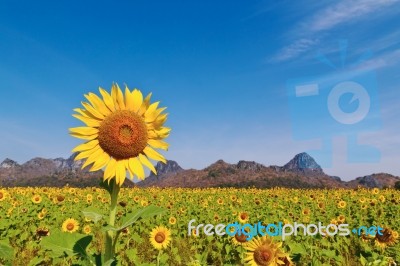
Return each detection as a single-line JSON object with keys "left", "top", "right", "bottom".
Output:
{"left": 0, "top": 186, "right": 398, "bottom": 265}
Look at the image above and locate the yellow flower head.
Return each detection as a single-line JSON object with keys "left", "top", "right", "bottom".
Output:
{"left": 244, "top": 236, "right": 287, "bottom": 266}
{"left": 32, "top": 195, "right": 42, "bottom": 204}
{"left": 149, "top": 226, "right": 171, "bottom": 250}
{"left": 0, "top": 189, "right": 7, "bottom": 201}
{"left": 62, "top": 218, "right": 80, "bottom": 233}
{"left": 70, "top": 84, "right": 170, "bottom": 186}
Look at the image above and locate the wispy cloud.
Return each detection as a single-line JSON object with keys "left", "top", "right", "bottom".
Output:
{"left": 271, "top": 0, "right": 400, "bottom": 62}
{"left": 306, "top": 0, "right": 398, "bottom": 33}
{"left": 269, "top": 38, "right": 319, "bottom": 63}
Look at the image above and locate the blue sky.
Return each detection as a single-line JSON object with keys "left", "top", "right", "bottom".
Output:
{"left": 0, "top": 0, "right": 399, "bottom": 180}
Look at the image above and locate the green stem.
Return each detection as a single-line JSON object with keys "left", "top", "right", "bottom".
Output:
{"left": 157, "top": 249, "right": 161, "bottom": 266}
{"left": 104, "top": 179, "right": 120, "bottom": 262}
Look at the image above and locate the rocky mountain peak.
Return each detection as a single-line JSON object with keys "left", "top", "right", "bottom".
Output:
{"left": 149, "top": 160, "right": 183, "bottom": 177}
{"left": 236, "top": 160, "right": 265, "bottom": 172}
{"left": 0, "top": 158, "right": 19, "bottom": 169}
{"left": 283, "top": 152, "right": 323, "bottom": 174}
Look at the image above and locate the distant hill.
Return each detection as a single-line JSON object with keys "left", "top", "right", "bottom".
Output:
{"left": 1, "top": 153, "right": 398, "bottom": 188}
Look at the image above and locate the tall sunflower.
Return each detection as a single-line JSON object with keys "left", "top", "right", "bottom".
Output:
{"left": 69, "top": 84, "right": 170, "bottom": 186}
{"left": 244, "top": 236, "right": 287, "bottom": 266}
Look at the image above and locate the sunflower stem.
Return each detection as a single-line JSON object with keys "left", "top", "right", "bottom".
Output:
{"left": 104, "top": 179, "right": 120, "bottom": 263}
{"left": 157, "top": 249, "right": 161, "bottom": 266}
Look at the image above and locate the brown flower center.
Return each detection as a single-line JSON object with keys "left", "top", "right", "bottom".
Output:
{"left": 98, "top": 110, "right": 148, "bottom": 160}
{"left": 240, "top": 213, "right": 248, "bottom": 220}
{"left": 253, "top": 246, "right": 273, "bottom": 266}
{"left": 66, "top": 223, "right": 75, "bottom": 231}
{"left": 234, "top": 233, "right": 247, "bottom": 243}
{"left": 155, "top": 232, "right": 166, "bottom": 243}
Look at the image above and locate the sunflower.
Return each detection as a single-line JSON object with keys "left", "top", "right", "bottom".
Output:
{"left": 0, "top": 189, "right": 7, "bottom": 201}
{"left": 83, "top": 225, "right": 92, "bottom": 235}
{"left": 62, "top": 218, "right": 80, "bottom": 233}
{"left": 169, "top": 216, "right": 177, "bottom": 225}
{"left": 337, "top": 200, "right": 346, "bottom": 208}
{"left": 149, "top": 226, "right": 172, "bottom": 250}
{"left": 238, "top": 212, "right": 250, "bottom": 224}
{"left": 375, "top": 228, "right": 398, "bottom": 249}
{"left": 232, "top": 231, "right": 249, "bottom": 246}
{"left": 70, "top": 84, "right": 170, "bottom": 186}
{"left": 244, "top": 236, "right": 287, "bottom": 266}
{"left": 32, "top": 195, "right": 42, "bottom": 204}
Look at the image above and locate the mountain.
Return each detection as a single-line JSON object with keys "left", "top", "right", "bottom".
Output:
{"left": 139, "top": 160, "right": 184, "bottom": 186}
{"left": 138, "top": 153, "right": 344, "bottom": 188}
{"left": 346, "top": 173, "right": 400, "bottom": 189}
{"left": 0, "top": 154, "right": 106, "bottom": 187}
{"left": 1, "top": 153, "right": 398, "bottom": 188}
{"left": 138, "top": 153, "right": 399, "bottom": 189}
{"left": 282, "top": 152, "right": 324, "bottom": 175}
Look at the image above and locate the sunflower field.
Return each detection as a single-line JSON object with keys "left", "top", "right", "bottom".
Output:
{"left": 0, "top": 186, "right": 398, "bottom": 265}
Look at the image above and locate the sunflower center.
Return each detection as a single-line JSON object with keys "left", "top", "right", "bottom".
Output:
{"left": 235, "top": 233, "right": 247, "bottom": 243}
{"left": 253, "top": 246, "right": 273, "bottom": 266}
{"left": 98, "top": 110, "right": 148, "bottom": 160}
{"left": 155, "top": 232, "right": 166, "bottom": 243}
{"left": 0, "top": 192, "right": 3, "bottom": 199}
{"left": 66, "top": 223, "right": 75, "bottom": 231}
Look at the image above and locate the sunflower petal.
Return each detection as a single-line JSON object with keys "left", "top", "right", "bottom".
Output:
{"left": 85, "top": 93, "right": 111, "bottom": 116}
{"left": 128, "top": 157, "right": 145, "bottom": 180}
{"left": 148, "top": 139, "right": 169, "bottom": 150}
{"left": 138, "top": 92, "right": 152, "bottom": 115}
{"left": 132, "top": 89, "right": 143, "bottom": 113}
{"left": 112, "top": 83, "right": 126, "bottom": 110}
{"left": 99, "top": 87, "right": 116, "bottom": 112}
{"left": 69, "top": 132, "right": 98, "bottom": 140}
{"left": 115, "top": 160, "right": 127, "bottom": 186}
{"left": 89, "top": 152, "right": 110, "bottom": 171}
{"left": 72, "top": 114, "right": 101, "bottom": 127}
{"left": 124, "top": 86, "right": 135, "bottom": 111}
{"left": 81, "top": 102, "right": 105, "bottom": 120}
{"left": 74, "top": 145, "right": 100, "bottom": 161}
{"left": 72, "top": 140, "right": 99, "bottom": 153}
{"left": 81, "top": 147, "right": 105, "bottom": 169}
{"left": 104, "top": 158, "right": 117, "bottom": 180}
{"left": 143, "top": 146, "right": 166, "bottom": 163}
{"left": 138, "top": 154, "right": 157, "bottom": 175}
{"left": 69, "top": 127, "right": 99, "bottom": 136}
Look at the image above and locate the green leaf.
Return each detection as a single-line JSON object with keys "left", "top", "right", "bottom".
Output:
{"left": 360, "top": 254, "right": 367, "bottom": 266}
{"left": 119, "top": 205, "right": 165, "bottom": 230}
{"left": 103, "top": 259, "right": 115, "bottom": 266}
{"left": 82, "top": 207, "right": 103, "bottom": 223}
{"left": 0, "top": 241, "right": 14, "bottom": 260}
{"left": 28, "top": 257, "right": 44, "bottom": 266}
{"left": 41, "top": 230, "right": 92, "bottom": 258}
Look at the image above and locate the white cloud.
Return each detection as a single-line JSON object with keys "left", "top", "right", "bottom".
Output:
{"left": 306, "top": 0, "right": 398, "bottom": 33}
{"left": 270, "top": 38, "right": 319, "bottom": 62}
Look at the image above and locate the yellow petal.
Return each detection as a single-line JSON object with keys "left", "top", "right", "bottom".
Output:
{"left": 70, "top": 132, "right": 98, "bottom": 140}
{"left": 111, "top": 83, "right": 126, "bottom": 110}
{"left": 128, "top": 157, "right": 145, "bottom": 180}
{"left": 148, "top": 139, "right": 169, "bottom": 150}
{"left": 81, "top": 148, "right": 106, "bottom": 169}
{"left": 104, "top": 158, "right": 117, "bottom": 180}
{"left": 138, "top": 154, "right": 157, "bottom": 175}
{"left": 72, "top": 140, "right": 99, "bottom": 153}
{"left": 72, "top": 114, "right": 101, "bottom": 127}
{"left": 138, "top": 92, "right": 152, "bottom": 115}
{"left": 115, "top": 160, "right": 127, "bottom": 186}
{"left": 69, "top": 127, "right": 99, "bottom": 136}
{"left": 143, "top": 146, "right": 166, "bottom": 163}
{"left": 89, "top": 152, "right": 110, "bottom": 171}
{"left": 74, "top": 145, "right": 100, "bottom": 160}
{"left": 124, "top": 86, "right": 135, "bottom": 111}
{"left": 99, "top": 87, "right": 116, "bottom": 112}
{"left": 131, "top": 89, "right": 143, "bottom": 113}
{"left": 85, "top": 93, "right": 111, "bottom": 116}
{"left": 81, "top": 102, "right": 105, "bottom": 120}
{"left": 145, "top": 106, "right": 166, "bottom": 123}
